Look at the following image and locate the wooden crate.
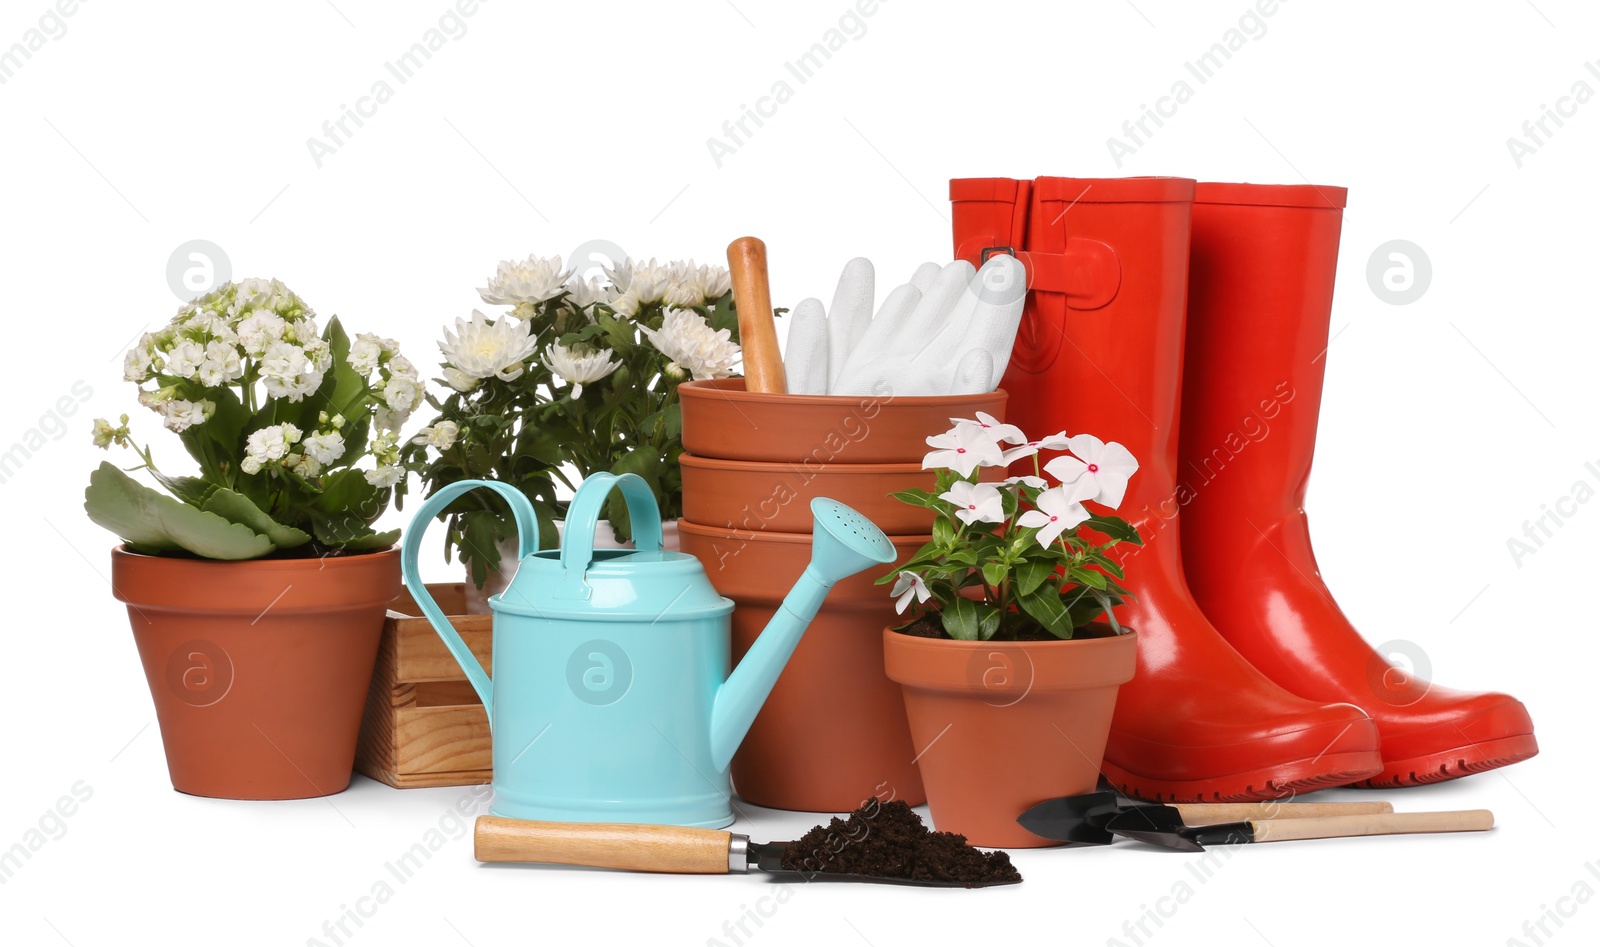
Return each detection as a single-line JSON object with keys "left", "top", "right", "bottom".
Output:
{"left": 355, "top": 583, "right": 494, "bottom": 788}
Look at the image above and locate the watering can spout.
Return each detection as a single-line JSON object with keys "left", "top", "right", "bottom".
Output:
{"left": 709, "top": 499, "right": 895, "bottom": 771}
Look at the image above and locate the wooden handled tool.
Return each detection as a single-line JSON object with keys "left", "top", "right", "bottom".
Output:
{"left": 1169, "top": 800, "right": 1394, "bottom": 821}
{"left": 1106, "top": 807, "right": 1495, "bottom": 851}
{"left": 473, "top": 816, "right": 1015, "bottom": 886}
{"left": 726, "top": 236, "right": 786, "bottom": 394}
{"left": 1016, "top": 790, "right": 1394, "bottom": 845}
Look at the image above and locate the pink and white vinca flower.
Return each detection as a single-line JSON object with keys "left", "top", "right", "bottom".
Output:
{"left": 1018, "top": 483, "right": 1093, "bottom": 546}
{"left": 1001, "top": 430, "right": 1072, "bottom": 464}
{"left": 891, "top": 571, "right": 931, "bottom": 614}
{"left": 939, "top": 480, "right": 1006, "bottom": 525}
{"left": 1044, "top": 434, "right": 1140, "bottom": 509}
{"left": 922, "top": 423, "right": 1004, "bottom": 477}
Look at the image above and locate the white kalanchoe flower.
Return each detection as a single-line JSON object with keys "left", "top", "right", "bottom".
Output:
{"left": 939, "top": 480, "right": 1007, "bottom": 526}
{"left": 478, "top": 254, "right": 572, "bottom": 306}
{"left": 542, "top": 343, "right": 622, "bottom": 399}
{"left": 639, "top": 309, "right": 740, "bottom": 381}
{"left": 365, "top": 465, "right": 404, "bottom": 488}
{"left": 302, "top": 431, "right": 346, "bottom": 465}
{"left": 123, "top": 334, "right": 157, "bottom": 383}
{"left": 163, "top": 339, "right": 206, "bottom": 381}
{"left": 890, "top": 571, "right": 932, "bottom": 615}
{"left": 1044, "top": 434, "right": 1140, "bottom": 509}
{"left": 260, "top": 340, "right": 326, "bottom": 403}
{"left": 245, "top": 423, "right": 302, "bottom": 465}
{"left": 438, "top": 310, "right": 540, "bottom": 382}
{"left": 349, "top": 332, "right": 394, "bottom": 374}
{"left": 161, "top": 399, "right": 214, "bottom": 433}
{"left": 241, "top": 456, "right": 264, "bottom": 475}
{"left": 411, "top": 420, "right": 459, "bottom": 451}
{"left": 196, "top": 340, "right": 244, "bottom": 388}
{"left": 236, "top": 311, "right": 288, "bottom": 357}
{"left": 383, "top": 374, "right": 422, "bottom": 414}
{"left": 288, "top": 453, "right": 321, "bottom": 478}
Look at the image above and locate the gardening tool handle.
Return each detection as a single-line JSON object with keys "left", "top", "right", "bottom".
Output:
{"left": 1174, "top": 801, "right": 1394, "bottom": 822}
{"left": 554, "top": 472, "right": 664, "bottom": 600}
{"left": 400, "top": 479, "right": 541, "bottom": 722}
{"left": 727, "top": 236, "right": 786, "bottom": 394}
{"left": 474, "top": 816, "right": 732, "bottom": 874}
{"left": 1249, "top": 809, "right": 1495, "bottom": 843}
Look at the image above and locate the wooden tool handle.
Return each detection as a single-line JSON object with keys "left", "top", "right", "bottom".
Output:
{"left": 474, "top": 816, "right": 733, "bottom": 874}
{"left": 1174, "top": 800, "right": 1394, "bottom": 822}
{"left": 726, "top": 236, "right": 786, "bottom": 394}
{"left": 1249, "top": 809, "right": 1495, "bottom": 843}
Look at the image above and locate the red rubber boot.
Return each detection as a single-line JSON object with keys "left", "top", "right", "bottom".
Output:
{"left": 1180, "top": 182, "right": 1537, "bottom": 788}
{"left": 952, "top": 177, "right": 1382, "bottom": 802}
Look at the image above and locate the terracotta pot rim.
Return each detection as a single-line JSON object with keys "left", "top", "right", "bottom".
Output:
{"left": 678, "top": 453, "right": 926, "bottom": 475}
{"left": 678, "top": 519, "right": 931, "bottom": 546}
{"left": 678, "top": 378, "right": 1008, "bottom": 408}
{"left": 111, "top": 544, "right": 398, "bottom": 569}
{"left": 882, "top": 626, "right": 1137, "bottom": 652}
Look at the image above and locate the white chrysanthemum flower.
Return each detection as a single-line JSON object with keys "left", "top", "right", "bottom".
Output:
{"left": 411, "top": 420, "right": 459, "bottom": 451}
{"left": 161, "top": 399, "right": 214, "bottom": 433}
{"left": 699, "top": 263, "right": 732, "bottom": 300}
{"left": 302, "top": 431, "right": 346, "bottom": 465}
{"left": 237, "top": 311, "right": 288, "bottom": 357}
{"left": 639, "top": 308, "right": 741, "bottom": 381}
{"left": 609, "top": 290, "right": 641, "bottom": 318}
{"left": 542, "top": 342, "right": 622, "bottom": 399}
{"left": 604, "top": 258, "right": 671, "bottom": 306}
{"left": 443, "top": 367, "right": 480, "bottom": 393}
{"left": 478, "top": 254, "right": 572, "bottom": 306}
{"left": 365, "top": 465, "right": 404, "bottom": 488}
{"left": 565, "top": 275, "right": 607, "bottom": 311}
{"left": 164, "top": 340, "right": 206, "bottom": 381}
{"left": 438, "top": 310, "right": 539, "bottom": 382}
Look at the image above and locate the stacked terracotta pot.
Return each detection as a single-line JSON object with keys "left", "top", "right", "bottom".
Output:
{"left": 676, "top": 378, "right": 1008, "bottom": 812}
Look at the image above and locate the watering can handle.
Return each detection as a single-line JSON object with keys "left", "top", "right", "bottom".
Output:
{"left": 399, "top": 479, "right": 542, "bottom": 723}
{"left": 555, "top": 472, "right": 663, "bottom": 601}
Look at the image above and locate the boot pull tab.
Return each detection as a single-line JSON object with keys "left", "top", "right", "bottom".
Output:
{"left": 974, "top": 240, "right": 1121, "bottom": 312}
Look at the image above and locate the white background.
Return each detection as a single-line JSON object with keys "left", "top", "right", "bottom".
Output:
{"left": 2, "top": 1, "right": 1596, "bottom": 945}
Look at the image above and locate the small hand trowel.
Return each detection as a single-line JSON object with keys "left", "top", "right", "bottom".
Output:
{"left": 474, "top": 817, "right": 1020, "bottom": 888}
{"left": 1016, "top": 791, "right": 1395, "bottom": 846}
{"left": 1103, "top": 807, "right": 1495, "bottom": 852}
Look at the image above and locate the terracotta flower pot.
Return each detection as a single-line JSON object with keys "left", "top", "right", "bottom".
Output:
{"left": 883, "top": 627, "right": 1139, "bottom": 848}
{"left": 679, "top": 378, "right": 1008, "bottom": 464}
{"left": 680, "top": 453, "right": 937, "bottom": 535}
{"left": 678, "top": 520, "right": 928, "bottom": 811}
{"left": 112, "top": 546, "right": 401, "bottom": 799}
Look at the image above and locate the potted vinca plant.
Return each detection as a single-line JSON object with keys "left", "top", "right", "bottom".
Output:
{"left": 86, "top": 278, "right": 424, "bottom": 800}
{"left": 880, "top": 414, "right": 1144, "bottom": 847}
{"left": 401, "top": 252, "right": 744, "bottom": 606}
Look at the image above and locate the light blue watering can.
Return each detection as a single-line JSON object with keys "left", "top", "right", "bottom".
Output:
{"left": 400, "top": 472, "right": 894, "bottom": 827}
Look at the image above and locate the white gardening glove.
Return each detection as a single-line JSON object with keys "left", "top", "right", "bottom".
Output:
{"left": 830, "top": 255, "right": 1026, "bottom": 397}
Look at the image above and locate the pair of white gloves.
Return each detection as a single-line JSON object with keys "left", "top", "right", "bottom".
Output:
{"left": 783, "top": 255, "right": 1027, "bottom": 397}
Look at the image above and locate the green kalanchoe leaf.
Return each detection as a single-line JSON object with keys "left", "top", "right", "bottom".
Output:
{"left": 200, "top": 488, "right": 313, "bottom": 549}
{"left": 85, "top": 462, "right": 274, "bottom": 560}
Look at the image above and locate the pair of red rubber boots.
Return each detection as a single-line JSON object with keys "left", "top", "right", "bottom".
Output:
{"left": 951, "top": 177, "right": 1537, "bottom": 802}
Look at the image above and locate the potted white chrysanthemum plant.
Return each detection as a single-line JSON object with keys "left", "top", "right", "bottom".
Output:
{"left": 400, "top": 252, "right": 751, "bottom": 595}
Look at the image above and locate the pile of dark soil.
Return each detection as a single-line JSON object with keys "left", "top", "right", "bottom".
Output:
{"left": 780, "top": 799, "right": 1021, "bottom": 887}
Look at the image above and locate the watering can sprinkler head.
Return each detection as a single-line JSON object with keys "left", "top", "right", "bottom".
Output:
{"left": 707, "top": 497, "right": 895, "bottom": 771}
{"left": 806, "top": 497, "right": 898, "bottom": 584}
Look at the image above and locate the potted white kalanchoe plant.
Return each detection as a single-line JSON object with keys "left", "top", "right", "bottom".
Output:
{"left": 86, "top": 278, "right": 426, "bottom": 800}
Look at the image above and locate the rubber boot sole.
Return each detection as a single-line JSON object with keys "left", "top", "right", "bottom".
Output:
{"left": 1103, "top": 748, "right": 1383, "bottom": 804}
